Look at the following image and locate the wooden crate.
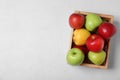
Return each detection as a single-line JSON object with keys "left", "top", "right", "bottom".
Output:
{"left": 69, "top": 10, "right": 114, "bottom": 69}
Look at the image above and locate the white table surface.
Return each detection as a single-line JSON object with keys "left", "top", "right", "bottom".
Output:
{"left": 0, "top": 0, "right": 120, "bottom": 80}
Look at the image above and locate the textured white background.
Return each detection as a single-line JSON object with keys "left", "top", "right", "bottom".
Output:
{"left": 0, "top": 0, "right": 120, "bottom": 80}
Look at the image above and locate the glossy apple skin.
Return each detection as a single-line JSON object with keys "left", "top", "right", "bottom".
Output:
{"left": 73, "top": 45, "right": 89, "bottom": 54}
{"left": 69, "top": 13, "right": 85, "bottom": 29}
{"left": 85, "top": 13, "right": 102, "bottom": 31}
{"left": 86, "top": 34, "right": 104, "bottom": 52}
{"left": 66, "top": 48, "right": 85, "bottom": 65}
{"left": 88, "top": 50, "right": 106, "bottom": 65}
{"left": 73, "top": 29, "right": 91, "bottom": 46}
{"left": 98, "top": 22, "right": 116, "bottom": 39}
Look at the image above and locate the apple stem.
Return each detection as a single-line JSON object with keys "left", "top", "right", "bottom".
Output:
{"left": 73, "top": 52, "right": 76, "bottom": 55}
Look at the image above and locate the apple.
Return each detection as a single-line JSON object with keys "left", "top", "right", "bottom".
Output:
{"left": 88, "top": 50, "right": 106, "bottom": 65}
{"left": 73, "top": 45, "right": 89, "bottom": 54}
{"left": 98, "top": 22, "right": 116, "bottom": 39}
{"left": 85, "top": 13, "right": 102, "bottom": 31}
{"left": 66, "top": 48, "right": 85, "bottom": 65}
{"left": 86, "top": 34, "right": 104, "bottom": 52}
{"left": 69, "top": 13, "right": 85, "bottom": 29}
{"left": 73, "top": 29, "right": 91, "bottom": 46}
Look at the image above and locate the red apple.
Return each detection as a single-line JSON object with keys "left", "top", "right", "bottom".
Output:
{"left": 69, "top": 13, "right": 85, "bottom": 29}
{"left": 73, "top": 45, "right": 89, "bottom": 54}
{"left": 86, "top": 34, "right": 104, "bottom": 52}
{"left": 98, "top": 22, "right": 116, "bottom": 39}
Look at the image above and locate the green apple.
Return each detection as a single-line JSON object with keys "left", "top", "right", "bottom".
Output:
{"left": 88, "top": 50, "right": 106, "bottom": 65}
{"left": 66, "top": 48, "right": 85, "bottom": 65}
{"left": 85, "top": 13, "right": 102, "bottom": 31}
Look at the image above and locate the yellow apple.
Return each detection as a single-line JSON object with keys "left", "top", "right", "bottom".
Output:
{"left": 73, "top": 29, "right": 91, "bottom": 46}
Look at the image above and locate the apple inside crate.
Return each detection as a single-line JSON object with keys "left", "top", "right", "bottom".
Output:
{"left": 70, "top": 11, "right": 114, "bottom": 69}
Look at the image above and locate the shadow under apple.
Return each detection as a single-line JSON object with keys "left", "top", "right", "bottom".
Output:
{"left": 108, "top": 20, "right": 120, "bottom": 69}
